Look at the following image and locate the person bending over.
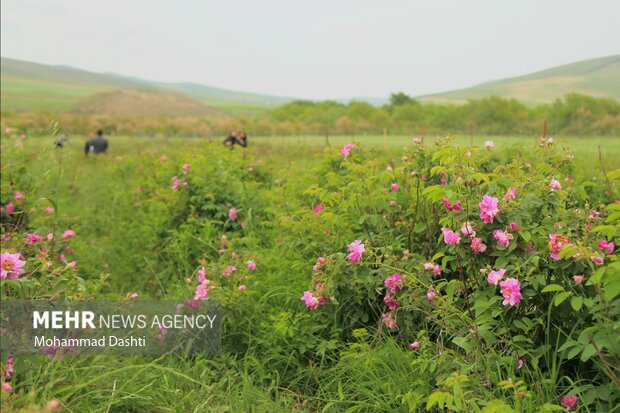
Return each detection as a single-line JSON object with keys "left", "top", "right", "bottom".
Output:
{"left": 223, "top": 130, "right": 238, "bottom": 148}
{"left": 236, "top": 131, "right": 248, "bottom": 147}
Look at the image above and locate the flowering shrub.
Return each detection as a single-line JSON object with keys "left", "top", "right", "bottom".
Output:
{"left": 296, "top": 137, "right": 619, "bottom": 410}
{"left": 1, "top": 137, "right": 618, "bottom": 411}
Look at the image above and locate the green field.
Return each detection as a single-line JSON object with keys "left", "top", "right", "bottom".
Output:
{"left": 24, "top": 133, "right": 616, "bottom": 173}
{"left": 1, "top": 134, "right": 619, "bottom": 411}
{"left": 1, "top": 73, "right": 105, "bottom": 111}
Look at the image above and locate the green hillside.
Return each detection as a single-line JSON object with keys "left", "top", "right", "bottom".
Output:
{"left": 418, "top": 55, "right": 620, "bottom": 105}
{"left": 0, "top": 57, "right": 292, "bottom": 113}
{"left": 2, "top": 55, "right": 619, "bottom": 113}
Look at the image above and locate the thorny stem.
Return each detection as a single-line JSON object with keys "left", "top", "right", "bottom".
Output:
{"left": 588, "top": 334, "right": 620, "bottom": 388}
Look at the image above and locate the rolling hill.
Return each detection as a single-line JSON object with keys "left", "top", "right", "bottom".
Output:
{"left": 0, "top": 57, "right": 294, "bottom": 114}
{"left": 72, "top": 89, "right": 226, "bottom": 117}
{"left": 1, "top": 55, "right": 619, "bottom": 114}
{"left": 418, "top": 55, "right": 620, "bottom": 105}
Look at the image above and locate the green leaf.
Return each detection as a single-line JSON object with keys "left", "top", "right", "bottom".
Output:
{"left": 452, "top": 336, "right": 473, "bottom": 353}
{"left": 414, "top": 222, "right": 427, "bottom": 233}
{"left": 482, "top": 400, "right": 515, "bottom": 413}
{"left": 570, "top": 296, "right": 583, "bottom": 311}
{"left": 541, "top": 284, "right": 565, "bottom": 293}
{"left": 580, "top": 344, "right": 596, "bottom": 362}
{"left": 587, "top": 267, "right": 606, "bottom": 285}
{"left": 554, "top": 291, "right": 572, "bottom": 306}
{"left": 431, "top": 252, "right": 445, "bottom": 261}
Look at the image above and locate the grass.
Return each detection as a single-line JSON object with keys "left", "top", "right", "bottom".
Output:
{"left": 1, "top": 133, "right": 619, "bottom": 411}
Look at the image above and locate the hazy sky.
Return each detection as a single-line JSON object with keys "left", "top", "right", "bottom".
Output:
{"left": 1, "top": 0, "right": 619, "bottom": 100}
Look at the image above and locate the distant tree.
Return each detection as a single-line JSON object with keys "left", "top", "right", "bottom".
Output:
{"left": 389, "top": 92, "right": 417, "bottom": 106}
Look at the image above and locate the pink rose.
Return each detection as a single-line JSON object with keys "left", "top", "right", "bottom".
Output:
{"left": 478, "top": 195, "right": 499, "bottom": 224}
{"left": 499, "top": 278, "right": 522, "bottom": 306}
{"left": 347, "top": 240, "right": 365, "bottom": 263}
{"left": 441, "top": 228, "right": 461, "bottom": 244}
{"left": 228, "top": 208, "right": 238, "bottom": 221}
{"left": 487, "top": 269, "right": 506, "bottom": 286}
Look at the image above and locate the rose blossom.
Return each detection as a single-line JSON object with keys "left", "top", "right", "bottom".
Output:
{"left": 548, "top": 234, "right": 569, "bottom": 260}
{"left": 443, "top": 198, "right": 462, "bottom": 212}
{"left": 598, "top": 240, "right": 615, "bottom": 255}
{"left": 171, "top": 176, "right": 180, "bottom": 190}
{"left": 573, "top": 275, "right": 584, "bottom": 285}
{"left": 590, "top": 255, "right": 604, "bottom": 266}
{"left": 384, "top": 292, "right": 400, "bottom": 310}
{"left": 228, "top": 208, "right": 238, "bottom": 221}
{"left": 381, "top": 313, "right": 398, "bottom": 329}
{"left": 471, "top": 237, "right": 487, "bottom": 254}
{"left": 487, "top": 268, "right": 506, "bottom": 286}
{"left": 549, "top": 178, "right": 561, "bottom": 191}
{"left": 561, "top": 395, "right": 578, "bottom": 410}
{"left": 301, "top": 291, "right": 320, "bottom": 310}
{"left": 499, "top": 278, "right": 522, "bottom": 306}
{"left": 426, "top": 287, "right": 438, "bottom": 302}
{"left": 478, "top": 195, "right": 499, "bottom": 224}
{"left": 339, "top": 143, "right": 355, "bottom": 157}
{"left": 503, "top": 187, "right": 517, "bottom": 200}
{"left": 493, "top": 229, "right": 513, "bottom": 248}
{"left": 347, "top": 240, "right": 365, "bottom": 263}
{"left": 1, "top": 252, "right": 26, "bottom": 279}
{"left": 61, "top": 229, "right": 75, "bottom": 239}
{"left": 461, "top": 222, "right": 475, "bottom": 236}
{"left": 384, "top": 273, "right": 403, "bottom": 294}
{"left": 246, "top": 260, "right": 257, "bottom": 270}
{"left": 5, "top": 355, "right": 14, "bottom": 379}
{"left": 222, "top": 265, "right": 237, "bottom": 277}
{"left": 314, "top": 204, "right": 324, "bottom": 215}
{"left": 410, "top": 341, "right": 420, "bottom": 350}
{"left": 26, "top": 233, "right": 44, "bottom": 245}
{"left": 441, "top": 228, "right": 460, "bottom": 244}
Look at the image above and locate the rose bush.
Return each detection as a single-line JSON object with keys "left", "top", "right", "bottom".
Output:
{"left": 1, "top": 136, "right": 618, "bottom": 411}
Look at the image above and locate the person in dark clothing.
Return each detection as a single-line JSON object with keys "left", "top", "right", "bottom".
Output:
{"left": 236, "top": 131, "right": 248, "bottom": 147}
{"left": 223, "top": 129, "right": 248, "bottom": 149}
{"left": 85, "top": 130, "right": 108, "bottom": 155}
{"left": 223, "top": 130, "right": 238, "bottom": 148}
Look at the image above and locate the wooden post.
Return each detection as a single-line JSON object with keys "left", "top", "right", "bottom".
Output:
{"left": 542, "top": 119, "right": 547, "bottom": 138}
{"left": 383, "top": 128, "right": 388, "bottom": 151}
{"left": 469, "top": 122, "right": 474, "bottom": 146}
{"left": 421, "top": 125, "right": 426, "bottom": 144}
